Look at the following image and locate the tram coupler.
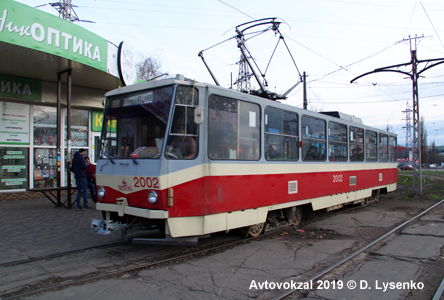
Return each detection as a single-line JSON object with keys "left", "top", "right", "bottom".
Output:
{"left": 91, "top": 218, "right": 122, "bottom": 235}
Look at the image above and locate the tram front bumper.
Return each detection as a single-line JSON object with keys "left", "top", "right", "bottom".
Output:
{"left": 91, "top": 201, "right": 169, "bottom": 235}
{"left": 95, "top": 199, "right": 169, "bottom": 219}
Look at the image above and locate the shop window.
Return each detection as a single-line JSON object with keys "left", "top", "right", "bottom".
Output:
{"left": 33, "top": 148, "right": 56, "bottom": 188}
{"left": 65, "top": 148, "right": 89, "bottom": 187}
{"left": 65, "top": 108, "right": 88, "bottom": 148}
{"left": 33, "top": 106, "right": 57, "bottom": 146}
{"left": 0, "top": 147, "right": 29, "bottom": 190}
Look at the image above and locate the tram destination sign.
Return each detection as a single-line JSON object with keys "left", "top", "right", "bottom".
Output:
{"left": 123, "top": 92, "right": 154, "bottom": 106}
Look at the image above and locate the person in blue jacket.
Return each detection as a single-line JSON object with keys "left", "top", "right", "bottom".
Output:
{"left": 71, "top": 148, "right": 89, "bottom": 210}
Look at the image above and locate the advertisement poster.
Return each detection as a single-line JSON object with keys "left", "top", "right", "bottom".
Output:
{"left": 0, "top": 102, "right": 30, "bottom": 145}
{"left": 0, "top": 147, "right": 28, "bottom": 190}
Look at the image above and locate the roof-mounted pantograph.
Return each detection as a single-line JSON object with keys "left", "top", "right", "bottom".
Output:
{"left": 199, "top": 18, "right": 302, "bottom": 101}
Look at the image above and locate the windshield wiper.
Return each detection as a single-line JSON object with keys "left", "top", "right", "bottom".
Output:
{"left": 102, "top": 153, "right": 116, "bottom": 164}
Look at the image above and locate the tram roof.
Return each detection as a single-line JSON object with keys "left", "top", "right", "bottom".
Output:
{"left": 105, "top": 74, "right": 395, "bottom": 134}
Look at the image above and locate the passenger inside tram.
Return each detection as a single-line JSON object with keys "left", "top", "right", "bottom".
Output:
{"left": 168, "top": 124, "right": 196, "bottom": 159}
{"left": 305, "top": 145, "right": 320, "bottom": 161}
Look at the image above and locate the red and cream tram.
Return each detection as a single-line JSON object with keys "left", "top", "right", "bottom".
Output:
{"left": 91, "top": 74, "right": 397, "bottom": 244}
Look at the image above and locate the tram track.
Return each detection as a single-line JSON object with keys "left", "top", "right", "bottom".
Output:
{"left": 0, "top": 186, "right": 401, "bottom": 270}
{"left": 1, "top": 229, "right": 285, "bottom": 300}
{"left": 0, "top": 242, "right": 127, "bottom": 268}
{"left": 0, "top": 180, "right": 431, "bottom": 299}
{"left": 270, "top": 197, "right": 444, "bottom": 300}
{"left": 0, "top": 193, "right": 399, "bottom": 300}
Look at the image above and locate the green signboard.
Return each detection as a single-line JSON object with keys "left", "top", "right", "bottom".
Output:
{"left": 0, "top": 1, "right": 108, "bottom": 72}
{"left": 92, "top": 110, "right": 116, "bottom": 133}
{"left": 0, "top": 74, "right": 41, "bottom": 100}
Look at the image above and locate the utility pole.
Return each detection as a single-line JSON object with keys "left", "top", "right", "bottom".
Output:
{"left": 410, "top": 46, "right": 422, "bottom": 194}
{"left": 59, "top": 0, "right": 72, "bottom": 21}
{"left": 351, "top": 36, "right": 444, "bottom": 195}
{"left": 402, "top": 102, "right": 413, "bottom": 161}
{"left": 45, "top": 1, "right": 94, "bottom": 23}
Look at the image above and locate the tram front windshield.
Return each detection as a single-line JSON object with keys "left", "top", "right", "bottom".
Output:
{"left": 101, "top": 86, "right": 174, "bottom": 159}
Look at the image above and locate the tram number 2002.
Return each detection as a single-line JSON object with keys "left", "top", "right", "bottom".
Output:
{"left": 134, "top": 176, "right": 159, "bottom": 189}
{"left": 333, "top": 174, "right": 343, "bottom": 183}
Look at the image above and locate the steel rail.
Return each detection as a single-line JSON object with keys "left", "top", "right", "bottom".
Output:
{"left": 432, "top": 276, "right": 444, "bottom": 300}
{"left": 2, "top": 232, "right": 275, "bottom": 300}
{"left": 270, "top": 198, "right": 444, "bottom": 300}
{"left": 0, "top": 242, "right": 127, "bottom": 268}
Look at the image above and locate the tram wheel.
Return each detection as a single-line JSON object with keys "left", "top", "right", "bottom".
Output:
{"left": 360, "top": 198, "right": 369, "bottom": 206}
{"left": 121, "top": 225, "right": 133, "bottom": 243}
{"left": 289, "top": 207, "right": 303, "bottom": 227}
{"left": 246, "top": 223, "right": 265, "bottom": 238}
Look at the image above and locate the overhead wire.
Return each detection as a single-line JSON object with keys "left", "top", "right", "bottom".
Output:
{"left": 216, "top": 0, "right": 255, "bottom": 20}
{"left": 420, "top": 1, "right": 444, "bottom": 50}
{"left": 403, "top": 1, "right": 417, "bottom": 40}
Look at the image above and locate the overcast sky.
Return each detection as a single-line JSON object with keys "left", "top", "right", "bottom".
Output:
{"left": 16, "top": 0, "right": 444, "bottom": 146}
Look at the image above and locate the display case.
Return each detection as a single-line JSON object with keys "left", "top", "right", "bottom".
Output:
{"left": 33, "top": 148, "right": 57, "bottom": 188}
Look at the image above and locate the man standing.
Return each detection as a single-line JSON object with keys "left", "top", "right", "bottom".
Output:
{"left": 85, "top": 156, "right": 97, "bottom": 203}
{"left": 71, "top": 148, "right": 89, "bottom": 210}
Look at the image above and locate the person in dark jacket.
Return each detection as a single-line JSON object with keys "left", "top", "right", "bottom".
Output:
{"left": 71, "top": 148, "right": 89, "bottom": 210}
{"left": 85, "top": 156, "right": 97, "bottom": 203}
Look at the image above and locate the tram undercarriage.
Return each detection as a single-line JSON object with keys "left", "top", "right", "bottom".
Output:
{"left": 91, "top": 185, "right": 394, "bottom": 245}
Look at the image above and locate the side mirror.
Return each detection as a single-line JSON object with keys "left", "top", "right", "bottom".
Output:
{"left": 194, "top": 106, "right": 204, "bottom": 124}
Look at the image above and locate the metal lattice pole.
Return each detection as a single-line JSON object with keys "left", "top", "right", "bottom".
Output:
{"left": 411, "top": 50, "right": 422, "bottom": 194}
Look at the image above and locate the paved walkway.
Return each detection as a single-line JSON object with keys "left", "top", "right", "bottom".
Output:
{"left": 0, "top": 198, "right": 122, "bottom": 264}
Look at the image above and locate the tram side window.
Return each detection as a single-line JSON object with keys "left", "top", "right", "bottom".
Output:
{"left": 328, "top": 122, "right": 347, "bottom": 162}
{"left": 379, "top": 133, "right": 388, "bottom": 162}
{"left": 208, "top": 95, "right": 260, "bottom": 160}
{"left": 302, "top": 115, "right": 326, "bottom": 161}
{"left": 265, "top": 107, "right": 298, "bottom": 161}
{"left": 365, "top": 130, "right": 378, "bottom": 162}
{"left": 349, "top": 126, "right": 364, "bottom": 162}
{"left": 166, "top": 86, "right": 199, "bottom": 159}
{"left": 389, "top": 136, "right": 397, "bottom": 162}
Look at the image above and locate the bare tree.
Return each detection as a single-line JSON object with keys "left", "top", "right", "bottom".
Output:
{"left": 136, "top": 57, "right": 162, "bottom": 81}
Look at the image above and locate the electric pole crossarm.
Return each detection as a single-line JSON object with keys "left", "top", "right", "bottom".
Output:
{"left": 417, "top": 59, "right": 444, "bottom": 76}
{"left": 350, "top": 68, "right": 411, "bottom": 83}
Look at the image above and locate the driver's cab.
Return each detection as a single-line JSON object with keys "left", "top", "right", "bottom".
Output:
{"left": 165, "top": 85, "right": 199, "bottom": 160}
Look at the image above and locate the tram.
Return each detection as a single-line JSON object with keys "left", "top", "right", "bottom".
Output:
{"left": 91, "top": 74, "right": 398, "bottom": 244}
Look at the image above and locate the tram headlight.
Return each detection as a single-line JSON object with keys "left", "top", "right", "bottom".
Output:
{"left": 148, "top": 191, "right": 158, "bottom": 204}
{"left": 98, "top": 186, "right": 106, "bottom": 199}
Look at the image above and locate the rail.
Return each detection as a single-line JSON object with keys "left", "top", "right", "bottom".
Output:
{"left": 270, "top": 198, "right": 444, "bottom": 300}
